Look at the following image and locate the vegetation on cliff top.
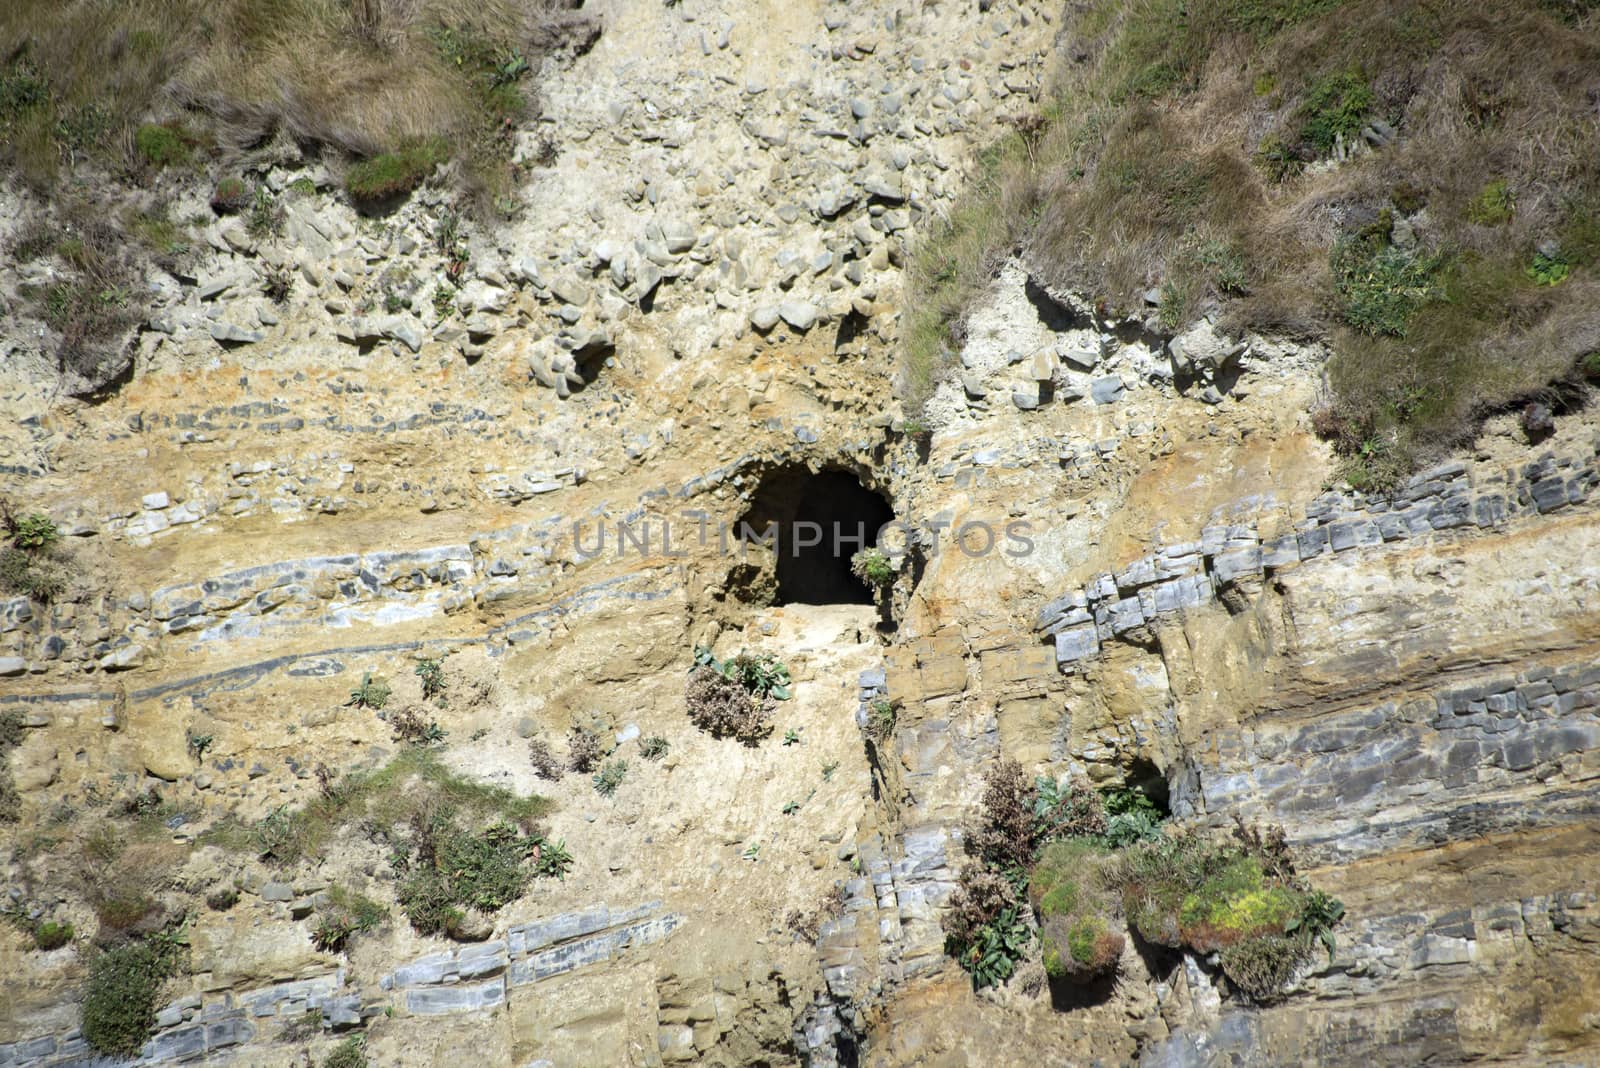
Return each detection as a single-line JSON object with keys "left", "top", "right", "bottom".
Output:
{"left": 905, "top": 0, "right": 1600, "bottom": 486}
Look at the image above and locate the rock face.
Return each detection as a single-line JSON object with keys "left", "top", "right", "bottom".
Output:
{"left": 1, "top": 1, "right": 1599, "bottom": 1067}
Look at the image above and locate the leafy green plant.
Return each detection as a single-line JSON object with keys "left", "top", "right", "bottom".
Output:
{"left": 782, "top": 728, "right": 802, "bottom": 746}
{"left": 532, "top": 837, "right": 573, "bottom": 879}
{"left": 186, "top": 732, "right": 213, "bottom": 763}
{"left": 1297, "top": 69, "right": 1373, "bottom": 153}
{"left": 592, "top": 759, "right": 628, "bottom": 797}
{"left": 782, "top": 800, "right": 801, "bottom": 815}
{"left": 8, "top": 511, "right": 59, "bottom": 550}
{"left": 639, "top": 736, "right": 670, "bottom": 761}
{"left": 81, "top": 930, "right": 184, "bottom": 1055}
{"left": 415, "top": 657, "right": 447, "bottom": 701}
{"left": 695, "top": 647, "right": 794, "bottom": 701}
{"left": 821, "top": 760, "right": 840, "bottom": 781}
{"left": 951, "top": 903, "right": 1032, "bottom": 989}
{"left": 348, "top": 672, "right": 390, "bottom": 710}
{"left": 1101, "top": 786, "right": 1165, "bottom": 847}
{"left": 1527, "top": 250, "right": 1570, "bottom": 286}
{"left": 1581, "top": 351, "right": 1600, "bottom": 380}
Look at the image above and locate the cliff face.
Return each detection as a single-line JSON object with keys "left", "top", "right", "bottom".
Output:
{"left": 2, "top": 1, "right": 1598, "bottom": 1067}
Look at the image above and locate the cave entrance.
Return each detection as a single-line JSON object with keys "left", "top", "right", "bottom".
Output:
{"left": 736, "top": 467, "right": 894, "bottom": 606}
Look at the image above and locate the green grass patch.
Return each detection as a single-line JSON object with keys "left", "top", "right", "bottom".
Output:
{"left": 346, "top": 138, "right": 448, "bottom": 204}
{"left": 133, "top": 123, "right": 193, "bottom": 168}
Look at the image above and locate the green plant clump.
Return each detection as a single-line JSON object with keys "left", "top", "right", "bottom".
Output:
{"left": 638, "top": 736, "right": 670, "bottom": 761}
{"left": 347, "top": 672, "right": 391, "bottom": 710}
{"left": 394, "top": 815, "right": 565, "bottom": 936}
{"left": 1330, "top": 236, "right": 1446, "bottom": 337}
{"left": 33, "top": 920, "right": 74, "bottom": 950}
{"left": 133, "top": 123, "right": 191, "bottom": 167}
{"left": 311, "top": 886, "right": 386, "bottom": 952}
{"left": 324, "top": 1036, "right": 368, "bottom": 1068}
{"left": 80, "top": 931, "right": 184, "bottom": 1055}
{"left": 345, "top": 138, "right": 448, "bottom": 204}
{"left": 592, "top": 759, "right": 628, "bottom": 797}
{"left": 849, "top": 547, "right": 896, "bottom": 595}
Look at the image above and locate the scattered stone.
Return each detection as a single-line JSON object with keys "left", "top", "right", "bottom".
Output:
{"left": 1090, "top": 375, "right": 1125, "bottom": 404}
{"left": 777, "top": 302, "right": 819, "bottom": 331}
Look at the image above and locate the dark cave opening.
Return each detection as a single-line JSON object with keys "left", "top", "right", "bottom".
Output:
{"left": 737, "top": 467, "right": 894, "bottom": 606}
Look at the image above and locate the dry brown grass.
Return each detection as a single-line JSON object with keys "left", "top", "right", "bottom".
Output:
{"left": 0, "top": 0, "right": 592, "bottom": 188}
{"left": 905, "top": 0, "right": 1600, "bottom": 482}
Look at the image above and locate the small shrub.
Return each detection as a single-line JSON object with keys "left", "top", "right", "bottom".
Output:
{"left": 210, "top": 177, "right": 252, "bottom": 215}
{"left": 567, "top": 727, "right": 603, "bottom": 773}
{"left": 262, "top": 263, "right": 293, "bottom": 303}
{"left": 592, "top": 759, "right": 627, "bottom": 797}
{"left": 964, "top": 758, "right": 1037, "bottom": 871}
{"left": 685, "top": 665, "right": 773, "bottom": 746}
{"left": 33, "top": 920, "right": 73, "bottom": 950}
{"left": 1217, "top": 933, "right": 1304, "bottom": 1001}
{"left": 346, "top": 672, "right": 390, "bottom": 710}
{"left": 943, "top": 866, "right": 1032, "bottom": 990}
{"left": 1297, "top": 69, "right": 1373, "bottom": 154}
{"left": 529, "top": 737, "right": 563, "bottom": 780}
{"left": 639, "top": 736, "right": 670, "bottom": 761}
{"left": 786, "top": 883, "right": 849, "bottom": 941}
{"left": 324, "top": 1036, "right": 368, "bottom": 1068}
{"left": 133, "top": 123, "right": 192, "bottom": 168}
{"left": 0, "top": 546, "right": 67, "bottom": 601}
{"left": 345, "top": 139, "right": 448, "bottom": 204}
{"left": 1033, "top": 774, "right": 1108, "bottom": 844}
{"left": 81, "top": 933, "right": 184, "bottom": 1055}
{"left": 1580, "top": 352, "right": 1600, "bottom": 380}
